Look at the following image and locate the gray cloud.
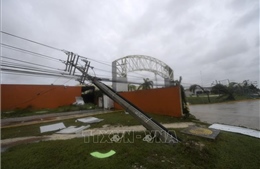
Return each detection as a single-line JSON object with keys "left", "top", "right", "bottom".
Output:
{"left": 1, "top": 0, "right": 259, "bottom": 87}
{"left": 235, "top": 7, "right": 259, "bottom": 27}
{"left": 202, "top": 34, "right": 249, "bottom": 64}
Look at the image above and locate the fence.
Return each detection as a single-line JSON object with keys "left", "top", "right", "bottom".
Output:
{"left": 1, "top": 84, "right": 81, "bottom": 111}
{"left": 114, "top": 86, "right": 183, "bottom": 117}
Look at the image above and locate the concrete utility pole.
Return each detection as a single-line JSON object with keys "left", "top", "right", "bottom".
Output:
{"left": 63, "top": 52, "right": 180, "bottom": 144}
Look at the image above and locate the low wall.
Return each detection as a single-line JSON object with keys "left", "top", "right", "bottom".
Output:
{"left": 1, "top": 84, "right": 81, "bottom": 111}
{"left": 114, "top": 86, "right": 183, "bottom": 117}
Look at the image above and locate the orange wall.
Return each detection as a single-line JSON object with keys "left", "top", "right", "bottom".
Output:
{"left": 114, "top": 86, "right": 183, "bottom": 117}
{"left": 1, "top": 84, "right": 81, "bottom": 111}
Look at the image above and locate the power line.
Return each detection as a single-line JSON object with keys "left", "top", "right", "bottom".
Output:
{"left": 2, "top": 60, "right": 159, "bottom": 85}
{"left": 1, "top": 43, "right": 63, "bottom": 62}
{"left": 1, "top": 31, "right": 171, "bottom": 77}
{"left": 2, "top": 55, "right": 171, "bottom": 85}
{"left": 93, "top": 67, "right": 153, "bottom": 80}
{"left": 100, "top": 78, "right": 165, "bottom": 86}
{"left": 1, "top": 65, "right": 77, "bottom": 78}
{"left": 1, "top": 31, "right": 179, "bottom": 84}
{"left": 1, "top": 57, "right": 83, "bottom": 79}
{"left": 1, "top": 62, "right": 66, "bottom": 75}
{"left": 1, "top": 61, "right": 76, "bottom": 78}
{"left": 81, "top": 56, "right": 112, "bottom": 67}
{"left": 1, "top": 55, "right": 63, "bottom": 71}
{"left": 2, "top": 63, "right": 167, "bottom": 86}
{"left": 1, "top": 72, "right": 79, "bottom": 85}
{"left": 1, "top": 31, "right": 178, "bottom": 80}
{"left": 1, "top": 31, "right": 62, "bottom": 51}
{"left": 1, "top": 31, "right": 113, "bottom": 66}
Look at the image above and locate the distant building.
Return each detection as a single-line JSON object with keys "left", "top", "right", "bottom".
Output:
{"left": 185, "top": 86, "right": 212, "bottom": 96}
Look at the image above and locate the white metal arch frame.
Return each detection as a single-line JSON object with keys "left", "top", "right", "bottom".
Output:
{"left": 112, "top": 55, "right": 174, "bottom": 80}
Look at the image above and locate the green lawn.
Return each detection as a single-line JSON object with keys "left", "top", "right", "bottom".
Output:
{"left": 2, "top": 111, "right": 259, "bottom": 168}
{"left": 2, "top": 131, "right": 259, "bottom": 169}
{"left": 1, "top": 111, "right": 196, "bottom": 139}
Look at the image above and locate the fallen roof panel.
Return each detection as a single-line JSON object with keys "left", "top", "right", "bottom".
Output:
{"left": 56, "top": 125, "right": 90, "bottom": 134}
{"left": 40, "top": 122, "right": 66, "bottom": 133}
{"left": 209, "top": 124, "right": 260, "bottom": 139}
{"left": 77, "top": 117, "right": 103, "bottom": 123}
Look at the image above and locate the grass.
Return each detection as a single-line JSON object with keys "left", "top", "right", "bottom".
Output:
{"left": 210, "top": 132, "right": 260, "bottom": 169}
{"left": 187, "top": 96, "right": 221, "bottom": 104}
{"left": 2, "top": 130, "right": 260, "bottom": 169}
{"left": 1, "top": 111, "right": 196, "bottom": 140}
{"left": 2, "top": 111, "right": 259, "bottom": 168}
{"left": 1, "top": 103, "right": 97, "bottom": 119}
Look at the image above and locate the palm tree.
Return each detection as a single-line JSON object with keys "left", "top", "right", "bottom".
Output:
{"left": 128, "top": 84, "right": 137, "bottom": 91}
{"left": 138, "top": 78, "right": 153, "bottom": 90}
{"left": 189, "top": 84, "right": 211, "bottom": 103}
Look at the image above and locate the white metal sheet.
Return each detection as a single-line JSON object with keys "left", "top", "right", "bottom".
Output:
{"left": 103, "top": 95, "right": 114, "bottom": 109}
{"left": 73, "top": 96, "right": 85, "bottom": 105}
{"left": 56, "top": 125, "right": 90, "bottom": 134}
{"left": 40, "top": 122, "right": 66, "bottom": 133}
{"left": 209, "top": 124, "right": 260, "bottom": 139}
{"left": 77, "top": 117, "right": 103, "bottom": 124}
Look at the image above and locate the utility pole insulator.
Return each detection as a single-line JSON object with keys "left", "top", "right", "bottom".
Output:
{"left": 64, "top": 52, "right": 91, "bottom": 84}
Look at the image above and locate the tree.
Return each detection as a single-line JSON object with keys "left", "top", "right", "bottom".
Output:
{"left": 211, "top": 83, "right": 236, "bottom": 100}
{"left": 180, "top": 85, "right": 190, "bottom": 118}
{"left": 138, "top": 78, "right": 153, "bottom": 90}
{"left": 128, "top": 84, "right": 137, "bottom": 91}
{"left": 241, "top": 80, "right": 260, "bottom": 96}
{"left": 169, "top": 76, "right": 190, "bottom": 117}
{"left": 189, "top": 84, "right": 211, "bottom": 103}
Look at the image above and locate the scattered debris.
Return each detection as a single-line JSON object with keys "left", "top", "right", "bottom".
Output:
{"left": 56, "top": 125, "right": 90, "bottom": 134}
{"left": 181, "top": 125, "right": 220, "bottom": 139}
{"left": 209, "top": 124, "right": 260, "bottom": 139}
{"left": 90, "top": 150, "right": 116, "bottom": 158}
{"left": 3, "top": 122, "right": 196, "bottom": 151}
{"left": 76, "top": 117, "right": 103, "bottom": 124}
{"left": 73, "top": 96, "right": 85, "bottom": 105}
{"left": 40, "top": 122, "right": 66, "bottom": 133}
{"left": 184, "top": 140, "right": 205, "bottom": 151}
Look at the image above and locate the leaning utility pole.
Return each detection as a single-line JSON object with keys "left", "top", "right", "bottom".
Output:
{"left": 63, "top": 52, "right": 180, "bottom": 144}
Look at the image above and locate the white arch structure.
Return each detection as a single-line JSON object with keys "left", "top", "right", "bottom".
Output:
{"left": 112, "top": 55, "right": 174, "bottom": 91}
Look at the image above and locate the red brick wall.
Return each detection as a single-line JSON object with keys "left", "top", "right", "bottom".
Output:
{"left": 114, "top": 86, "right": 183, "bottom": 117}
{"left": 1, "top": 84, "right": 81, "bottom": 111}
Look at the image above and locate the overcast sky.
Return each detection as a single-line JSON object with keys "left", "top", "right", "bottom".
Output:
{"left": 1, "top": 0, "right": 259, "bottom": 87}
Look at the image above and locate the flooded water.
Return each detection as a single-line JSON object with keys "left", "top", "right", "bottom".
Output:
{"left": 189, "top": 99, "right": 260, "bottom": 130}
